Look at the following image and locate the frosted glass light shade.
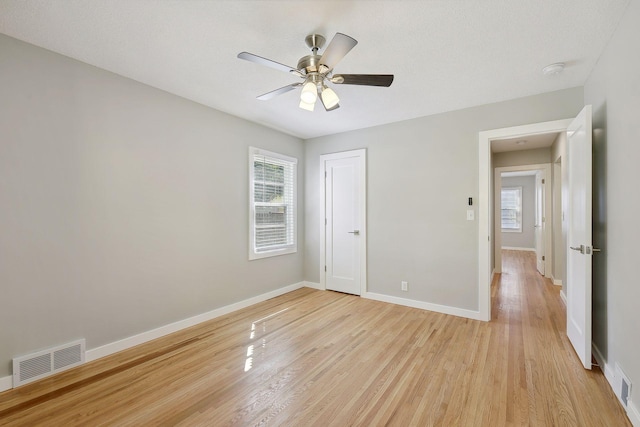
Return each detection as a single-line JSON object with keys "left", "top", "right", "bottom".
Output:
{"left": 300, "top": 81, "right": 317, "bottom": 104}
{"left": 321, "top": 87, "right": 339, "bottom": 109}
{"left": 299, "top": 99, "right": 315, "bottom": 111}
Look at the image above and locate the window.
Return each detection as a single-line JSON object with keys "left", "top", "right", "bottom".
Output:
{"left": 249, "top": 147, "right": 297, "bottom": 259}
{"left": 501, "top": 187, "right": 522, "bottom": 232}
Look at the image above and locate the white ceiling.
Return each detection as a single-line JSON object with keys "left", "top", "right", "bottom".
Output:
{"left": 0, "top": 0, "right": 630, "bottom": 140}
{"left": 492, "top": 132, "right": 560, "bottom": 153}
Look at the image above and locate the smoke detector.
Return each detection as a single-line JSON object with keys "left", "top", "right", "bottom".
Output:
{"left": 542, "top": 63, "right": 565, "bottom": 76}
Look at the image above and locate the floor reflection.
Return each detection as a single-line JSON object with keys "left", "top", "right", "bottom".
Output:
{"left": 244, "top": 307, "right": 289, "bottom": 372}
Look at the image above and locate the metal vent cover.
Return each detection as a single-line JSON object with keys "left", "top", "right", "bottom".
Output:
{"left": 12, "top": 339, "right": 85, "bottom": 388}
{"left": 615, "top": 363, "right": 632, "bottom": 408}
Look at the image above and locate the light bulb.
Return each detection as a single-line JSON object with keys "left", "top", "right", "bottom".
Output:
{"left": 321, "top": 86, "right": 339, "bottom": 109}
{"left": 300, "top": 81, "right": 317, "bottom": 104}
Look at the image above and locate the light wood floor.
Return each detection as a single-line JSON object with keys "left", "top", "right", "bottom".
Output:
{"left": 0, "top": 250, "right": 630, "bottom": 426}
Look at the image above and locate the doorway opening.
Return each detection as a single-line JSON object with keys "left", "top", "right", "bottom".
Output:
{"left": 477, "top": 118, "right": 573, "bottom": 321}
{"left": 494, "top": 164, "right": 552, "bottom": 278}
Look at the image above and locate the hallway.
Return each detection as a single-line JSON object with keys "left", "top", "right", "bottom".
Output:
{"left": 491, "top": 249, "right": 629, "bottom": 425}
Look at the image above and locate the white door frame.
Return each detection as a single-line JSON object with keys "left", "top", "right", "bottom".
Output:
{"left": 494, "top": 164, "right": 552, "bottom": 277}
{"left": 319, "top": 149, "right": 367, "bottom": 295}
{"left": 478, "top": 119, "right": 573, "bottom": 321}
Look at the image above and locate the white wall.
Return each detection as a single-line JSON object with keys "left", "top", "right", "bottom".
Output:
{"left": 0, "top": 35, "right": 305, "bottom": 378}
{"left": 500, "top": 175, "right": 535, "bottom": 249}
{"left": 584, "top": 0, "right": 640, "bottom": 417}
{"left": 305, "top": 88, "right": 583, "bottom": 312}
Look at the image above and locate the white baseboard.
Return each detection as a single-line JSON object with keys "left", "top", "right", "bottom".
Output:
{"left": 363, "top": 292, "right": 484, "bottom": 321}
{"left": 592, "top": 343, "right": 639, "bottom": 426}
{"left": 303, "top": 281, "right": 323, "bottom": 290}
{"left": 86, "top": 281, "right": 306, "bottom": 363}
{"left": 501, "top": 246, "right": 536, "bottom": 252}
{"left": 551, "top": 275, "right": 563, "bottom": 286}
{"left": 628, "top": 399, "right": 640, "bottom": 427}
{"left": 0, "top": 375, "right": 12, "bottom": 393}
{"left": 592, "top": 344, "right": 616, "bottom": 384}
{"left": 560, "top": 289, "right": 567, "bottom": 305}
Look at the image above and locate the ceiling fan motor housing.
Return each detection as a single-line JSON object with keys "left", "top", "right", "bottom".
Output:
{"left": 297, "top": 54, "right": 322, "bottom": 74}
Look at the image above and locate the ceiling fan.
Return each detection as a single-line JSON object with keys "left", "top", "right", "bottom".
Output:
{"left": 238, "top": 32, "right": 394, "bottom": 112}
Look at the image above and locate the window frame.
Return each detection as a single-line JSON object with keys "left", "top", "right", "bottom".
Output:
{"left": 248, "top": 147, "right": 297, "bottom": 260}
{"left": 501, "top": 186, "right": 523, "bottom": 233}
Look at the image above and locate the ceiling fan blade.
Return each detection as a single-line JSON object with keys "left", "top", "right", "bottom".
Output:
{"left": 256, "top": 83, "right": 302, "bottom": 101}
{"left": 331, "top": 74, "right": 394, "bottom": 87}
{"left": 319, "top": 33, "right": 357, "bottom": 71}
{"left": 238, "top": 52, "right": 302, "bottom": 76}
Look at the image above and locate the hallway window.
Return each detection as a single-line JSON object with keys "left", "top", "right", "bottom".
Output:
{"left": 501, "top": 187, "right": 522, "bottom": 232}
{"left": 249, "top": 147, "right": 297, "bottom": 260}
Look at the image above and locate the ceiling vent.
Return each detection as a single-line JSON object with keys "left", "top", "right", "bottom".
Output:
{"left": 12, "top": 339, "right": 85, "bottom": 388}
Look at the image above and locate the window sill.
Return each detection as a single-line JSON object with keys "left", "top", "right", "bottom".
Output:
{"left": 249, "top": 247, "right": 297, "bottom": 260}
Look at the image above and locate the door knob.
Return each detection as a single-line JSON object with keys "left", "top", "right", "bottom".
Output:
{"left": 347, "top": 230, "right": 360, "bottom": 235}
{"left": 570, "top": 245, "right": 584, "bottom": 253}
{"left": 570, "top": 245, "right": 602, "bottom": 255}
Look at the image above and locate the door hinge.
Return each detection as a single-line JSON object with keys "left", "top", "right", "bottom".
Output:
{"left": 542, "top": 256, "right": 545, "bottom": 261}
{"left": 324, "top": 265, "right": 327, "bottom": 272}
{"left": 542, "top": 178, "right": 545, "bottom": 184}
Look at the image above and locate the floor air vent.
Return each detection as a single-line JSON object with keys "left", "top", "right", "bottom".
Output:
{"left": 615, "top": 363, "right": 632, "bottom": 408}
{"left": 12, "top": 339, "right": 85, "bottom": 388}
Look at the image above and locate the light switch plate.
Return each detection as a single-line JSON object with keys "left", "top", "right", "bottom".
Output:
{"left": 467, "top": 209, "right": 475, "bottom": 221}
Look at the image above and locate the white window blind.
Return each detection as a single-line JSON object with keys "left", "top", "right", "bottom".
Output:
{"left": 501, "top": 186, "right": 522, "bottom": 232}
{"left": 249, "top": 147, "right": 297, "bottom": 259}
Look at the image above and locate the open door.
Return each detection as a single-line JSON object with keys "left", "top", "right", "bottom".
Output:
{"left": 566, "top": 105, "right": 594, "bottom": 370}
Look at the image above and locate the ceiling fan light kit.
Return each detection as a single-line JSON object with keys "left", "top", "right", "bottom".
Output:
{"left": 238, "top": 32, "right": 394, "bottom": 112}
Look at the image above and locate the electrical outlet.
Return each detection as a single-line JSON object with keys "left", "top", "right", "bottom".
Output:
{"left": 401, "top": 281, "right": 408, "bottom": 291}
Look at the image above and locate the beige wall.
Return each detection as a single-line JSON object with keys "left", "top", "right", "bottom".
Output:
{"left": 584, "top": 0, "right": 640, "bottom": 409}
{"left": 0, "top": 35, "right": 305, "bottom": 378}
{"left": 305, "top": 88, "right": 583, "bottom": 311}
{"left": 493, "top": 147, "right": 551, "bottom": 168}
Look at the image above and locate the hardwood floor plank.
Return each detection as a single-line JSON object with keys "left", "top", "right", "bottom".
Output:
{"left": 0, "top": 251, "right": 631, "bottom": 426}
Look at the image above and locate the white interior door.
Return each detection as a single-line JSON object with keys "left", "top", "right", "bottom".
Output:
{"left": 566, "top": 105, "right": 593, "bottom": 370}
{"left": 535, "top": 171, "right": 545, "bottom": 275}
{"left": 322, "top": 150, "right": 366, "bottom": 295}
